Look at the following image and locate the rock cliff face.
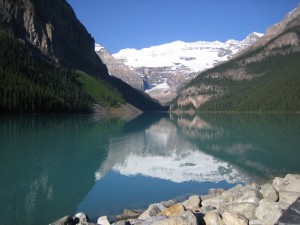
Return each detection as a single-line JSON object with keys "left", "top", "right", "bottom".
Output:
{"left": 95, "top": 44, "right": 144, "bottom": 90}
{"left": 0, "top": 0, "right": 108, "bottom": 77}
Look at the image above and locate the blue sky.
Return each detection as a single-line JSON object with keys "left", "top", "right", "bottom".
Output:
{"left": 67, "top": 0, "right": 300, "bottom": 53}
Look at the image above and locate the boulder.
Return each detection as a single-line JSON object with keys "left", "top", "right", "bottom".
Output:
{"left": 279, "top": 191, "right": 300, "bottom": 204}
{"left": 180, "top": 210, "right": 198, "bottom": 225}
{"left": 273, "top": 177, "right": 286, "bottom": 191}
{"left": 249, "top": 219, "right": 264, "bottom": 225}
{"left": 140, "top": 216, "right": 167, "bottom": 225}
{"left": 208, "top": 188, "right": 225, "bottom": 197}
{"left": 255, "top": 199, "right": 283, "bottom": 225}
{"left": 160, "top": 200, "right": 177, "bottom": 208}
{"left": 221, "top": 184, "right": 244, "bottom": 204}
{"left": 260, "top": 183, "right": 279, "bottom": 202}
{"left": 182, "top": 195, "right": 201, "bottom": 210}
{"left": 284, "top": 179, "right": 300, "bottom": 192}
{"left": 277, "top": 197, "right": 300, "bottom": 225}
{"left": 127, "top": 219, "right": 143, "bottom": 224}
{"left": 112, "top": 221, "right": 130, "bottom": 225}
{"left": 201, "top": 196, "right": 224, "bottom": 209}
{"left": 138, "top": 204, "right": 166, "bottom": 220}
{"left": 75, "top": 212, "right": 89, "bottom": 223}
{"left": 97, "top": 216, "right": 111, "bottom": 225}
{"left": 284, "top": 174, "right": 300, "bottom": 183}
{"left": 116, "top": 209, "right": 144, "bottom": 220}
{"left": 275, "top": 201, "right": 291, "bottom": 211}
{"left": 222, "top": 202, "right": 257, "bottom": 220}
{"left": 246, "top": 183, "right": 260, "bottom": 191}
{"left": 203, "top": 211, "right": 223, "bottom": 225}
{"left": 158, "top": 203, "right": 185, "bottom": 217}
{"left": 273, "top": 174, "right": 300, "bottom": 191}
{"left": 233, "top": 187, "right": 262, "bottom": 205}
{"left": 152, "top": 210, "right": 197, "bottom": 225}
{"left": 199, "top": 205, "right": 216, "bottom": 214}
{"left": 222, "top": 211, "right": 248, "bottom": 225}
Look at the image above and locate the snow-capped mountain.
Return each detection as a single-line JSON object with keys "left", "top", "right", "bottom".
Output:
{"left": 113, "top": 32, "right": 263, "bottom": 103}
{"left": 94, "top": 117, "right": 250, "bottom": 184}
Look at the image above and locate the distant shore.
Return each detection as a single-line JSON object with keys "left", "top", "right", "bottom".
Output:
{"left": 51, "top": 173, "right": 300, "bottom": 225}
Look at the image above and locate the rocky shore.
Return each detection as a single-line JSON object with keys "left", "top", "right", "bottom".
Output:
{"left": 51, "top": 174, "right": 300, "bottom": 225}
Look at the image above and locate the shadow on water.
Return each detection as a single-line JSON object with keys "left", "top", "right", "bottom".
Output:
{"left": 0, "top": 115, "right": 126, "bottom": 225}
{"left": 171, "top": 113, "right": 300, "bottom": 182}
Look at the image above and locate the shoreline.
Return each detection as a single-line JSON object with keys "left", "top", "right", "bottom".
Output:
{"left": 51, "top": 173, "right": 300, "bottom": 225}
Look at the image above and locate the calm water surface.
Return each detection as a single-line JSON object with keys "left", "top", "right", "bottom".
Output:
{"left": 0, "top": 113, "right": 300, "bottom": 224}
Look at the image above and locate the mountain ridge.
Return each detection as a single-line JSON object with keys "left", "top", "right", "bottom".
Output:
{"left": 112, "top": 32, "right": 263, "bottom": 104}
{"left": 0, "top": 0, "right": 167, "bottom": 113}
{"left": 172, "top": 5, "right": 300, "bottom": 112}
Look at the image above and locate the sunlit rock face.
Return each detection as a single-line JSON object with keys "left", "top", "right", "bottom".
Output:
{"left": 95, "top": 118, "right": 250, "bottom": 184}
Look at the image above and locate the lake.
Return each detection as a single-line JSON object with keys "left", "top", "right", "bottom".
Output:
{"left": 0, "top": 113, "right": 300, "bottom": 224}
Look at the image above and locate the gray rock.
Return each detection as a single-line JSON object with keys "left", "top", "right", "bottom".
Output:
{"left": 151, "top": 210, "right": 197, "bottom": 225}
{"left": 246, "top": 183, "right": 260, "bottom": 191}
{"left": 279, "top": 191, "right": 300, "bottom": 204}
{"left": 127, "top": 219, "right": 144, "bottom": 225}
{"left": 116, "top": 209, "right": 144, "bottom": 220}
{"left": 199, "top": 205, "right": 216, "bottom": 214}
{"left": 233, "top": 187, "right": 263, "bottom": 205}
{"left": 260, "top": 183, "right": 279, "bottom": 202}
{"left": 222, "top": 202, "right": 257, "bottom": 220}
{"left": 75, "top": 212, "right": 89, "bottom": 223}
{"left": 284, "top": 174, "right": 300, "bottom": 183}
{"left": 140, "top": 216, "right": 167, "bottom": 225}
{"left": 112, "top": 221, "right": 130, "bottom": 225}
{"left": 50, "top": 216, "right": 74, "bottom": 225}
{"left": 249, "top": 219, "right": 264, "bottom": 225}
{"left": 222, "top": 211, "right": 248, "bottom": 225}
{"left": 284, "top": 179, "right": 300, "bottom": 192}
{"left": 273, "top": 177, "right": 286, "bottom": 191}
{"left": 276, "top": 201, "right": 291, "bottom": 211}
{"left": 221, "top": 184, "right": 244, "bottom": 204}
{"left": 160, "top": 200, "right": 177, "bottom": 208}
{"left": 277, "top": 197, "right": 300, "bottom": 225}
{"left": 203, "top": 211, "right": 223, "bottom": 225}
{"left": 255, "top": 199, "right": 283, "bottom": 225}
{"left": 208, "top": 188, "right": 225, "bottom": 197}
{"left": 180, "top": 210, "right": 198, "bottom": 225}
{"left": 97, "top": 216, "right": 111, "bottom": 225}
{"left": 201, "top": 196, "right": 224, "bottom": 209}
{"left": 273, "top": 174, "right": 300, "bottom": 192}
{"left": 182, "top": 195, "right": 201, "bottom": 210}
{"left": 138, "top": 204, "right": 166, "bottom": 220}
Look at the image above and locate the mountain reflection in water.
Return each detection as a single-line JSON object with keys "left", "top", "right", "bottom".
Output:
{"left": 1, "top": 113, "right": 299, "bottom": 224}
{"left": 95, "top": 116, "right": 249, "bottom": 184}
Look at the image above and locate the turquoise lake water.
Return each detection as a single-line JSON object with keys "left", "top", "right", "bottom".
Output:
{"left": 0, "top": 113, "right": 300, "bottom": 224}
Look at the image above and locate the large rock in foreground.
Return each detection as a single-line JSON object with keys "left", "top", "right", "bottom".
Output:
{"left": 51, "top": 174, "right": 300, "bottom": 225}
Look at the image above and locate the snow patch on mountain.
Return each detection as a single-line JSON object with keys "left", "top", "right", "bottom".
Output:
{"left": 113, "top": 32, "right": 264, "bottom": 74}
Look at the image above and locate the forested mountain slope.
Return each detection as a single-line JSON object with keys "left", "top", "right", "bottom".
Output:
{"left": 172, "top": 5, "right": 300, "bottom": 112}
{"left": 0, "top": 0, "right": 166, "bottom": 113}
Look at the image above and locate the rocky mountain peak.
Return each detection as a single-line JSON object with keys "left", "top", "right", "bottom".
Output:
{"left": 112, "top": 33, "right": 262, "bottom": 104}
{"left": 241, "top": 4, "right": 300, "bottom": 54}
{"left": 95, "top": 44, "right": 144, "bottom": 90}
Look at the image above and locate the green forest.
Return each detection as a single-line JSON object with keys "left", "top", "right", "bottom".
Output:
{"left": 173, "top": 25, "right": 300, "bottom": 112}
{"left": 0, "top": 30, "right": 124, "bottom": 113}
{"left": 198, "top": 52, "right": 300, "bottom": 112}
